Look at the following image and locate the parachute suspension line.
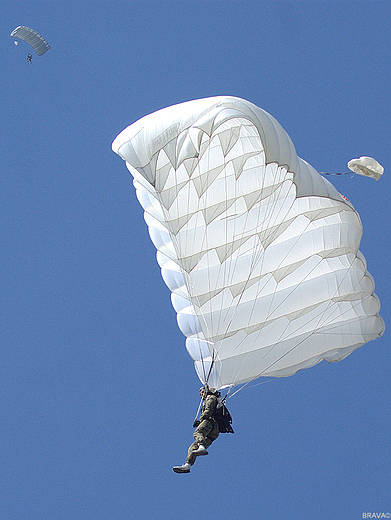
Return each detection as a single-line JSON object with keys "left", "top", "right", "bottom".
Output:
{"left": 220, "top": 277, "right": 376, "bottom": 395}
{"left": 225, "top": 168, "right": 360, "bottom": 384}
{"left": 212, "top": 126, "right": 237, "bottom": 363}
{"left": 275, "top": 239, "right": 368, "bottom": 344}
{"left": 236, "top": 224, "right": 368, "bottom": 381}
{"left": 256, "top": 277, "right": 370, "bottom": 379}
{"left": 192, "top": 130, "right": 218, "bottom": 383}
{"left": 320, "top": 171, "right": 352, "bottom": 176}
{"left": 181, "top": 121, "right": 261, "bottom": 385}
{"left": 187, "top": 125, "right": 298, "bottom": 389}
{"left": 314, "top": 250, "right": 370, "bottom": 329}
{"left": 198, "top": 126, "right": 241, "bottom": 385}
{"left": 205, "top": 350, "right": 217, "bottom": 386}
{"left": 207, "top": 127, "right": 273, "bottom": 364}
{"left": 256, "top": 196, "right": 365, "bottom": 376}
{"left": 209, "top": 124, "right": 296, "bottom": 387}
{"left": 149, "top": 144, "right": 214, "bottom": 386}
{"left": 261, "top": 299, "right": 373, "bottom": 378}
{"left": 251, "top": 215, "right": 319, "bottom": 325}
{"left": 235, "top": 239, "right": 342, "bottom": 379}
{"left": 189, "top": 145, "right": 215, "bottom": 384}
{"left": 226, "top": 164, "right": 300, "bottom": 386}
{"left": 294, "top": 259, "right": 374, "bottom": 342}
{"left": 199, "top": 122, "right": 267, "bottom": 380}
{"left": 172, "top": 128, "right": 220, "bottom": 385}
{"left": 194, "top": 396, "right": 203, "bottom": 423}
{"left": 182, "top": 123, "right": 258, "bottom": 385}
{"left": 242, "top": 168, "right": 297, "bottom": 324}
{"left": 226, "top": 377, "right": 276, "bottom": 399}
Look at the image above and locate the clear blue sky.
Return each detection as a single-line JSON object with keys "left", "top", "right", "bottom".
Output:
{"left": 1, "top": 2, "right": 390, "bottom": 519}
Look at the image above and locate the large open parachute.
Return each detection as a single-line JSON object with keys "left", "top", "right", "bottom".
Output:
{"left": 10, "top": 26, "right": 50, "bottom": 56}
{"left": 112, "top": 96, "right": 384, "bottom": 390}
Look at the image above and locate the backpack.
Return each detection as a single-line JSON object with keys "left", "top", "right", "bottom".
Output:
{"left": 214, "top": 397, "right": 234, "bottom": 434}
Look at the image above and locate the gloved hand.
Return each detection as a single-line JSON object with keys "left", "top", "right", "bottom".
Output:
{"left": 193, "top": 419, "right": 200, "bottom": 428}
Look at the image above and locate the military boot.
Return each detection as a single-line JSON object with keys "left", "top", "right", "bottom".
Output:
{"left": 173, "top": 463, "right": 191, "bottom": 473}
{"left": 193, "top": 445, "right": 208, "bottom": 456}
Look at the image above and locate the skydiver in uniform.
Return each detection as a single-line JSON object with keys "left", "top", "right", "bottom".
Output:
{"left": 27, "top": 53, "right": 32, "bottom": 63}
{"left": 173, "top": 386, "right": 220, "bottom": 474}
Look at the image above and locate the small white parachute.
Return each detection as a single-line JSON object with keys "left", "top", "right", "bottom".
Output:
{"left": 347, "top": 156, "right": 384, "bottom": 181}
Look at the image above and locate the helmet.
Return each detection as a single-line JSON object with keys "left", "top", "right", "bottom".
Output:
{"left": 199, "top": 385, "right": 218, "bottom": 395}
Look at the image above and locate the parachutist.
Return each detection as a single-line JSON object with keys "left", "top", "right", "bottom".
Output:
{"left": 173, "top": 386, "right": 231, "bottom": 474}
{"left": 27, "top": 53, "right": 32, "bottom": 63}
{"left": 113, "top": 96, "right": 384, "bottom": 416}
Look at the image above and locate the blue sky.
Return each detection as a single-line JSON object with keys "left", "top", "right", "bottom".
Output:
{"left": 1, "top": 1, "right": 390, "bottom": 519}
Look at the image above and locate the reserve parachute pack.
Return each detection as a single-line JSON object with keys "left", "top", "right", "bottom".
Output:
{"left": 214, "top": 396, "right": 234, "bottom": 434}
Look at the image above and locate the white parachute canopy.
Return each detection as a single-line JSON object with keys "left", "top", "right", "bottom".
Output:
{"left": 10, "top": 26, "right": 50, "bottom": 56}
{"left": 347, "top": 156, "right": 384, "bottom": 180}
{"left": 112, "top": 96, "right": 384, "bottom": 390}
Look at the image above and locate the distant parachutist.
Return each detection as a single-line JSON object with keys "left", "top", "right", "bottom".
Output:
{"left": 27, "top": 53, "right": 32, "bottom": 63}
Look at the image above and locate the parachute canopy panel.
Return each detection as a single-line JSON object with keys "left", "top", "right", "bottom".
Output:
{"left": 10, "top": 26, "right": 50, "bottom": 56}
{"left": 112, "top": 96, "right": 384, "bottom": 390}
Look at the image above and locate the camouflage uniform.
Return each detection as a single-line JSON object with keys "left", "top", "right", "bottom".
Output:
{"left": 186, "top": 392, "right": 220, "bottom": 466}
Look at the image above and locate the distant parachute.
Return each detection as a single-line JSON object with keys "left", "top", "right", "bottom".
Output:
{"left": 112, "top": 96, "right": 384, "bottom": 391}
{"left": 10, "top": 26, "right": 50, "bottom": 56}
{"left": 321, "top": 156, "right": 384, "bottom": 180}
{"left": 347, "top": 156, "right": 384, "bottom": 180}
